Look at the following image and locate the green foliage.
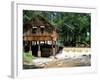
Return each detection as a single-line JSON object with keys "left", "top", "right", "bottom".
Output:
{"left": 23, "top": 10, "right": 91, "bottom": 47}
{"left": 23, "top": 52, "right": 35, "bottom": 63}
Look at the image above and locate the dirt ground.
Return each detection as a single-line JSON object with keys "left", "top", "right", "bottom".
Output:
{"left": 44, "top": 58, "right": 90, "bottom": 68}
{"left": 23, "top": 56, "right": 91, "bottom": 69}
{"left": 23, "top": 48, "right": 91, "bottom": 69}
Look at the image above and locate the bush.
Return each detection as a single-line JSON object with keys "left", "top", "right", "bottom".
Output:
{"left": 23, "top": 52, "right": 33, "bottom": 64}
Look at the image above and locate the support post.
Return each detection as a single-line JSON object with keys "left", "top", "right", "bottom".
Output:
{"left": 52, "top": 40, "right": 56, "bottom": 58}
{"left": 29, "top": 41, "right": 31, "bottom": 51}
{"left": 37, "top": 41, "right": 41, "bottom": 57}
{"left": 55, "top": 41, "right": 57, "bottom": 54}
{"left": 29, "top": 41, "right": 32, "bottom": 55}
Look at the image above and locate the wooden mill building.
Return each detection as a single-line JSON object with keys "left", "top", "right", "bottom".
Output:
{"left": 23, "top": 15, "right": 58, "bottom": 57}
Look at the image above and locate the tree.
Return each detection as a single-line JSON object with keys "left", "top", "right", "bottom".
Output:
{"left": 23, "top": 10, "right": 91, "bottom": 47}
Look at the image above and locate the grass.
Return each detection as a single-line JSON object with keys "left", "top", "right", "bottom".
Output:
{"left": 23, "top": 51, "right": 37, "bottom": 64}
